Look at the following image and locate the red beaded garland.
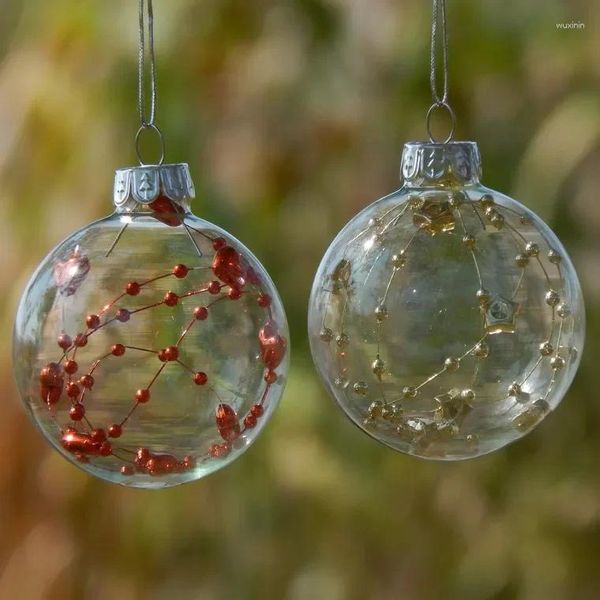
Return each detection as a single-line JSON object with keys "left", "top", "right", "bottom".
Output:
{"left": 69, "top": 403, "right": 85, "bottom": 421}
{"left": 108, "top": 424, "right": 122, "bottom": 438}
{"left": 64, "top": 360, "right": 78, "bottom": 375}
{"left": 86, "top": 314, "right": 100, "bottom": 329}
{"left": 193, "top": 372, "right": 208, "bottom": 385}
{"left": 194, "top": 306, "right": 208, "bottom": 320}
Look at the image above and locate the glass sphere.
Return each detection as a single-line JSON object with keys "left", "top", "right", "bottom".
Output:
{"left": 14, "top": 164, "right": 289, "bottom": 487}
{"left": 308, "top": 142, "right": 584, "bottom": 460}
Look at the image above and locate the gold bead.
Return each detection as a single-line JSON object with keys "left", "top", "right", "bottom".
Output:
{"left": 408, "top": 194, "right": 424, "bottom": 209}
{"left": 525, "top": 242, "right": 539, "bottom": 257}
{"left": 391, "top": 405, "right": 403, "bottom": 417}
{"left": 353, "top": 381, "right": 369, "bottom": 395}
{"left": 334, "top": 376, "right": 349, "bottom": 389}
{"left": 368, "top": 400, "right": 383, "bottom": 418}
{"left": 508, "top": 382, "right": 522, "bottom": 396}
{"left": 473, "top": 341, "right": 489, "bottom": 358}
{"left": 480, "top": 194, "right": 494, "bottom": 208}
{"left": 335, "top": 333, "right": 349, "bottom": 348}
{"left": 368, "top": 217, "right": 382, "bottom": 228}
{"left": 460, "top": 389, "right": 475, "bottom": 404}
{"left": 476, "top": 288, "right": 490, "bottom": 305}
{"left": 462, "top": 234, "right": 476, "bottom": 249}
{"left": 319, "top": 327, "right": 334, "bottom": 342}
{"left": 449, "top": 191, "right": 466, "bottom": 208}
{"left": 515, "top": 253, "right": 529, "bottom": 268}
{"left": 550, "top": 356, "right": 565, "bottom": 370}
{"left": 392, "top": 250, "right": 406, "bottom": 269}
{"left": 374, "top": 304, "right": 388, "bottom": 322}
{"left": 548, "top": 249, "right": 562, "bottom": 264}
{"left": 539, "top": 341, "right": 554, "bottom": 356}
{"left": 512, "top": 400, "right": 549, "bottom": 433}
{"left": 484, "top": 207, "right": 498, "bottom": 219}
{"left": 381, "top": 406, "right": 394, "bottom": 420}
{"left": 520, "top": 214, "right": 532, "bottom": 225}
{"left": 402, "top": 386, "right": 417, "bottom": 399}
{"left": 545, "top": 290, "right": 560, "bottom": 307}
{"left": 372, "top": 358, "right": 385, "bottom": 378}
{"left": 557, "top": 303, "right": 571, "bottom": 318}
{"left": 444, "top": 357, "right": 459, "bottom": 371}
{"left": 533, "top": 399, "right": 550, "bottom": 414}
{"left": 490, "top": 214, "right": 505, "bottom": 229}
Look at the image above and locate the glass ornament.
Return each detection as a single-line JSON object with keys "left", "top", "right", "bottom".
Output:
{"left": 14, "top": 164, "right": 289, "bottom": 487}
{"left": 308, "top": 141, "right": 584, "bottom": 460}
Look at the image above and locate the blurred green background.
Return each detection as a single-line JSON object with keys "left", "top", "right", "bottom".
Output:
{"left": 0, "top": 1, "right": 599, "bottom": 598}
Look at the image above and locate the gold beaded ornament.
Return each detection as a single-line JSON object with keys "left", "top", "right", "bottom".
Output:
{"left": 307, "top": 0, "right": 585, "bottom": 460}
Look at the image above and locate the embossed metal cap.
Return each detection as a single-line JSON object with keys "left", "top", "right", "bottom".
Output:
{"left": 113, "top": 163, "right": 195, "bottom": 210}
{"left": 401, "top": 141, "right": 482, "bottom": 187}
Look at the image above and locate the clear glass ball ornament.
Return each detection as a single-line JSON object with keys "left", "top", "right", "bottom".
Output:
{"left": 308, "top": 142, "right": 584, "bottom": 460}
{"left": 14, "top": 164, "right": 289, "bottom": 487}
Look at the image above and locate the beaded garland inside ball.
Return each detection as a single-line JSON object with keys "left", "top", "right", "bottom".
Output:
{"left": 14, "top": 164, "right": 289, "bottom": 487}
{"left": 308, "top": 142, "right": 584, "bottom": 460}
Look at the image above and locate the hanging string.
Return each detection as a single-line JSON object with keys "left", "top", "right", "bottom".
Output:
{"left": 135, "top": 0, "right": 165, "bottom": 165}
{"left": 426, "top": 0, "right": 456, "bottom": 144}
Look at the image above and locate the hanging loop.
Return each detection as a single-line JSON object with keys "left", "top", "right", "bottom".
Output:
{"left": 135, "top": 123, "right": 166, "bottom": 166}
{"left": 426, "top": 101, "right": 456, "bottom": 144}
{"left": 426, "top": 0, "right": 455, "bottom": 142}
{"left": 136, "top": 0, "right": 166, "bottom": 163}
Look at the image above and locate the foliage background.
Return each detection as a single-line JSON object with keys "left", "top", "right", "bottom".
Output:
{"left": 0, "top": 1, "right": 599, "bottom": 598}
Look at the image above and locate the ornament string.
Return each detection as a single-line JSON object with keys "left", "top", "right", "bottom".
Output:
{"left": 135, "top": 0, "right": 165, "bottom": 165}
{"left": 426, "top": 0, "right": 456, "bottom": 143}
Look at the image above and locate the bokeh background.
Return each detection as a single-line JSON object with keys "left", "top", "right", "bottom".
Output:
{"left": 0, "top": 1, "right": 599, "bottom": 598}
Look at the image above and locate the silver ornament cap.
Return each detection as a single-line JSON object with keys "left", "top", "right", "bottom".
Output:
{"left": 401, "top": 141, "right": 482, "bottom": 187}
{"left": 113, "top": 163, "right": 195, "bottom": 210}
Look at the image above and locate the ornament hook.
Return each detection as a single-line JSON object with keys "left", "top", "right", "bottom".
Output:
{"left": 426, "top": 0, "right": 455, "bottom": 143}
{"left": 136, "top": 0, "right": 166, "bottom": 164}
{"left": 426, "top": 101, "right": 456, "bottom": 144}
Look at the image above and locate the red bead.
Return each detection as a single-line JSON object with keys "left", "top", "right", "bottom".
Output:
{"left": 173, "top": 264, "right": 189, "bottom": 278}
{"left": 215, "top": 404, "right": 241, "bottom": 442}
{"left": 258, "top": 320, "right": 287, "bottom": 370}
{"left": 126, "top": 281, "right": 141, "bottom": 296}
{"left": 158, "top": 348, "right": 168, "bottom": 362}
{"left": 257, "top": 293, "right": 272, "bottom": 308}
{"left": 66, "top": 383, "right": 80, "bottom": 398}
{"left": 212, "top": 246, "right": 245, "bottom": 291}
{"left": 136, "top": 389, "right": 150, "bottom": 403}
{"left": 79, "top": 374, "right": 94, "bottom": 389}
{"left": 229, "top": 288, "right": 242, "bottom": 300}
{"left": 74, "top": 333, "right": 88, "bottom": 347}
{"left": 208, "top": 281, "right": 221, "bottom": 295}
{"left": 244, "top": 414, "right": 257, "bottom": 428}
{"left": 193, "top": 372, "right": 208, "bottom": 385}
{"left": 57, "top": 334, "right": 72, "bottom": 350}
{"left": 194, "top": 306, "right": 208, "bottom": 320}
{"left": 112, "top": 344, "right": 126, "bottom": 357}
{"left": 164, "top": 291, "right": 179, "bottom": 306}
{"left": 69, "top": 403, "right": 85, "bottom": 421}
{"left": 250, "top": 404, "right": 264, "bottom": 418}
{"left": 64, "top": 360, "right": 78, "bottom": 375}
{"left": 116, "top": 308, "right": 130, "bottom": 322}
{"left": 86, "top": 314, "right": 100, "bottom": 329}
{"left": 91, "top": 428, "right": 106, "bottom": 443}
{"left": 212, "top": 237, "right": 226, "bottom": 251}
{"left": 164, "top": 346, "right": 179, "bottom": 361}
{"left": 264, "top": 370, "right": 277, "bottom": 384}
{"left": 108, "top": 424, "right": 122, "bottom": 438}
{"left": 99, "top": 442, "right": 112, "bottom": 457}
{"left": 39, "top": 363, "right": 64, "bottom": 405}
{"left": 135, "top": 448, "right": 150, "bottom": 468}
{"left": 120, "top": 465, "right": 134, "bottom": 476}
